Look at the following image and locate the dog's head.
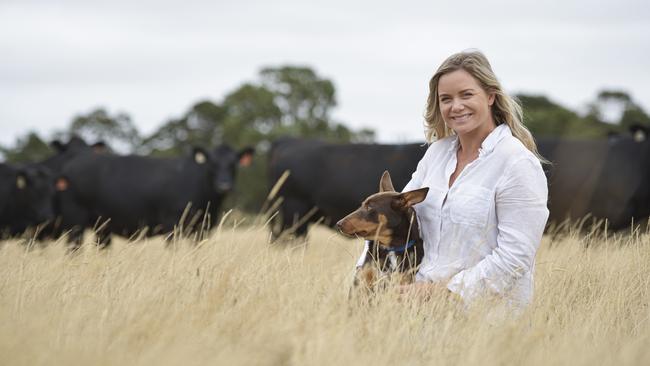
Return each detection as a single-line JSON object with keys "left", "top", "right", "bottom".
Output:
{"left": 336, "top": 171, "right": 428, "bottom": 246}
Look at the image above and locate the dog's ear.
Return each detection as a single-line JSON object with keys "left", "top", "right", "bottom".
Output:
{"left": 379, "top": 170, "right": 395, "bottom": 192}
{"left": 394, "top": 187, "right": 429, "bottom": 208}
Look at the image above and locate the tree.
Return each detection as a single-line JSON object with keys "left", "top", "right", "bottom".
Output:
{"left": 258, "top": 66, "right": 372, "bottom": 142}
{"left": 596, "top": 90, "right": 650, "bottom": 130}
{"left": 143, "top": 101, "right": 227, "bottom": 156}
{"left": 620, "top": 105, "right": 650, "bottom": 130}
{"left": 218, "top": 66, "right": 375, "bottom": 212}
{"left": 69, "top": 108, "right": 140, "bottom": 153}
{"left": 260, "top": 66, "right": 336, "bottom": 129}
{"left": 584, "top": 89, "right": 650, "bottom": 132}
{"left": 0, "top": 131, "right": 52, "bottom": 163}
{"left": 221, "top": 83, "right": 282, "bottom": 147}
{"left": 517, "top": 94, "right": 611, "bottom": 138}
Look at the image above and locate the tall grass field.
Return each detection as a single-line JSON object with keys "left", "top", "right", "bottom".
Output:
{"left": 1, "top": 217, "right": 649, "bottom": 366}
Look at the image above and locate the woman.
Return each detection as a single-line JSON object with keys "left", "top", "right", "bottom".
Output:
{"left": 362, "top": 50, "right": 549, "bottom": 309}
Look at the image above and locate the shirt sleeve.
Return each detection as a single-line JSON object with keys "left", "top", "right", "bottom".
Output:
{"left": 446, "top": 157, "right": 549, "bottom": 302}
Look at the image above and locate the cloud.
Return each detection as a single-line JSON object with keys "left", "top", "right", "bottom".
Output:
{"left": 1, "top": 0, "right": 649, "bottom": 145}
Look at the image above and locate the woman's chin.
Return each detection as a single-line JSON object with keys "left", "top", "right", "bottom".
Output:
{"left": 451, "top": 125, "right": 474, "bottom": 136}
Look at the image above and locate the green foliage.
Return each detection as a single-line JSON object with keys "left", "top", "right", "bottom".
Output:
{"left": 70, "top": 108, "right": 141, "bottom": 153}
{"left": 597, "top": 90, "right": 631, "bottom": 103}
{"left": 221, "top": 154, "right": 270, "bottom": 214}
{"left": 595, "top": 90, "right": 650, "bottom": 130}
{"left": 221, "top": 83, "right": 281, "bottom": 146}
{"left": 220, "top": 67, "right": 371, "bottom": 211}
{"left": 140, "top": 66, "right": 374, "bottom": 212}
{"left": 583, "top": 89, "right": 650, "bottom": 133}
{"left": 518, "top": 93, "right": 617, "bottom": 138}
{"left": 620, "top": 105, "right": 650, "bottom": 130}
{"left": 143, "top": 100, "right": 227, "bottom": 157}
{"left": 260, "top": 66, "right": 335, "bottom": 129}
{"left": 1, "top": 132, "right": 53, "bottom": 163}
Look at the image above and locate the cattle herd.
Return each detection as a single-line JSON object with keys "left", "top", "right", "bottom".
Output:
{"left": 269, "top": 126, "right": 650, "bottom": 236}
{"left": 1, "top": 125, "right": 649, "bottom": 249}
{"left": 0, "top": 137, "right": 253, "bottom": 249}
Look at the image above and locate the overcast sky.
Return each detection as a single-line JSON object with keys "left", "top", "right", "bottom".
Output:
{"left": 1, "top": 0, "right": 649, "bottom": 148}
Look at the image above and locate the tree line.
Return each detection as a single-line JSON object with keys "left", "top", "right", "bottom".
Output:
{"left": 2, "top": 65, "right": 649, "bottom": 212}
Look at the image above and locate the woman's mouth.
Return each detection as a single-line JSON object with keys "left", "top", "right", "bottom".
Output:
{"left": 451, "top": 113, "right": 472, "bottom": 122}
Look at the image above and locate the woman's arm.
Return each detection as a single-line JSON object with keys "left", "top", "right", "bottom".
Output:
{"left": 446, "top": 157, "right": 549, "bottom": 302}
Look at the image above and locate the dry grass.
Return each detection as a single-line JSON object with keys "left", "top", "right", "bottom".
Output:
{"left": 1, "top": 220, "right": 649, "bottom": 366}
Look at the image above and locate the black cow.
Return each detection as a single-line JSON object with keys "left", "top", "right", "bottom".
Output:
{"left": 268, "top": 138, "right": 427, "bottom": 237}
{"left": 57, "top": 144, "right": 254, "bottom": 247}
{"left": 34, "top": 136, "right": 108, "bottom": 239}
{"left": 538, "top": 126, "right": 650, "bottom": 231}
{"left": 0, "top": 162, "right": 55, "bottom": 237}
{"left": 40, "top": 136, "right": 108, "bottom": 173}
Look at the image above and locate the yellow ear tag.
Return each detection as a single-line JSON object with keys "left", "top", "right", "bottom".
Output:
{"left": 16, "top": 176, "right": 27, "bottom": 190}
{"left": 634, "top": 130, "right": 646, "bottom": 142}
{"left": 194, "top": 151, "right": 207, "bottom": 164}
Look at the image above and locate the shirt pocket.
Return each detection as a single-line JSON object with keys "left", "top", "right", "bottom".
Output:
{"left": 449, "top": 184, "right": 493, "bottom": 227}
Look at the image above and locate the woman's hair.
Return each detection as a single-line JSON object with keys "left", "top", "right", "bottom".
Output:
{"left": 424, "top": 49, "right": 545, "bottom": 161}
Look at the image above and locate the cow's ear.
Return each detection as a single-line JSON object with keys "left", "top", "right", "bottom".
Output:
{"left": 630, "top": 124, "right": 648, "bottom": 142}
{"left": 92, "top": 141, "right": 109, "bottom": 154}
{"left": 238, "top": 147, "right": 254, "bottom": 167}
{"left": 193, "top": 148, "right": 208, "bottom": 164}
{"left": 394, "top": 187, "right": 429, "bottom": 209}
{"left": 16, "top": 173, "right": 28, "bottom": 190}
{"left": 379, "top": 170, "right": 395, "bottom": 192}
{"left": 56, "top": 177, "right": 69, "bottom": 191}
{"left": 51, "top": 140, "right": 66, "bottom": 152}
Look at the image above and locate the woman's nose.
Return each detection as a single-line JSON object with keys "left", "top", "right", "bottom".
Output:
{"left": 451, "top": 99, "right": 464, "bottom": 112}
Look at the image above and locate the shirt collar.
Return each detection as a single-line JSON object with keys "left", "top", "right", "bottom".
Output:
{"left": 480, "top": 123, "right": 511, "bottom": 156}
{"left": 447, "top": 123, "right": 511, "bottom": 157}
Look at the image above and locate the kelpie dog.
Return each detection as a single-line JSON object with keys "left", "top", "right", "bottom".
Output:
{"left": 336, "top": 171, "right": 428, "bottom": 290}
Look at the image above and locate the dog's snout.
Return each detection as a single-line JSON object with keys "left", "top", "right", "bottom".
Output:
{"left": 335, "top": 219, "right": 344, "bottom": 231}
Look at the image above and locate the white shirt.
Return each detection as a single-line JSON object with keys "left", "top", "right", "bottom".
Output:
{"left": 357, "top": 124, "right": 549, "bottom": 307}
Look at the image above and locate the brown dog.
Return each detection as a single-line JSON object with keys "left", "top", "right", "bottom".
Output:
{"left": 336, "top": 171, "right": 428, "bottom": 290}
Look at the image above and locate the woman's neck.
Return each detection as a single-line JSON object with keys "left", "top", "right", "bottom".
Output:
{"left": 457, "top": 121, "right": 497, "bottom": 158}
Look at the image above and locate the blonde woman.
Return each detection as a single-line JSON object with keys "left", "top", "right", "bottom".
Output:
{"left": 359, "top": 50, "right": 549, "bottom": 309}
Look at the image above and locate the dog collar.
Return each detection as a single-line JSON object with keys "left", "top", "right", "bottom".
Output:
{"left": 383, "top": 239, "right": 416, "bottom": 253}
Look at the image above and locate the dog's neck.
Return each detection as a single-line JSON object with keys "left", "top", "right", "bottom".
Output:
{"left": 364, "top": 207, "right": 423, "bottom": 274}
{"left": 375, "top": 207, "right": 421, "bottom": 250}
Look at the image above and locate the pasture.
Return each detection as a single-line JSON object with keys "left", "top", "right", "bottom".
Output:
{"left": 1, "top": 219, "right": 649, "bottom": 366}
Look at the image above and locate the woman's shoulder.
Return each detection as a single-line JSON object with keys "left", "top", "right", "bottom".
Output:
{"left": 413, "top": 135, "right": 454, "bottom": 167}
{"left": 424, "top": 134, "right": 457, "bottom": 156}
{"left": 496, "top": 134, "right": 538, "bottom": 162}
{"left": 494, "top": 135, "right": 546, "bottom": 182}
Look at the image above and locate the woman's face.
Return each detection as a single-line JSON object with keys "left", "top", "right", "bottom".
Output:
{"left": 438, "top": 69, "right": 496, "bottom": 137}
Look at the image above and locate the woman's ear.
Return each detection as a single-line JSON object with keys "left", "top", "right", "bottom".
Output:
{"left": 487, "top": 91, "right": 496, "bottom": 106}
